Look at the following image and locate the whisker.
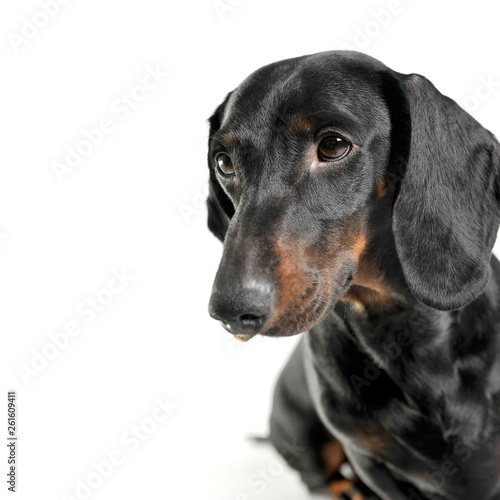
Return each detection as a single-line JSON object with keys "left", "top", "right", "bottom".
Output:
{"left": 312, "top": 268, "right": 331, "bottom": 274}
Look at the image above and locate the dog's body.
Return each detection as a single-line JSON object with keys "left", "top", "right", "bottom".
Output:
{"left": 206, "top": 51, "right": 500, "bottom": 499}
{"left": 271, "top": 271, "right": 500, "bottom": 499}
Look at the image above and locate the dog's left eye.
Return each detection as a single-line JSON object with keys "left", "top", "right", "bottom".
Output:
{"left": 318, "top": 135, "right": 351, "bottom": 161}
{"left": 215, "top": 153, "right": 235, "bottom": 177}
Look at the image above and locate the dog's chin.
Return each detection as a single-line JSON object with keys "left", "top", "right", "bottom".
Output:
{"left": 263, "top": 303, "right": 337, "bottom": 338}
{"left": 238, "top": 290, "right": 340, "bottom": 341}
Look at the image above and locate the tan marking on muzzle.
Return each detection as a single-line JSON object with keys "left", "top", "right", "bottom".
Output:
{"left": 265, "top": 219, "right": 369, "bottom": 333}
{"left": 264, "top": 238, "right": 310, "bottom": 330}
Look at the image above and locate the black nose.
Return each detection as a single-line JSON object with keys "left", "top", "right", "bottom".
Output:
{"left": 209, "top": 281, "right": 274, "bottom": 336}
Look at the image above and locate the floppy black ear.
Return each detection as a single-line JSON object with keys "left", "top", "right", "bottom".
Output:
{"left": 206, "top": 94, "right": 235, "bottom": 242}
{"left": 392, "top": 73, "right": 500, "bottom": 311}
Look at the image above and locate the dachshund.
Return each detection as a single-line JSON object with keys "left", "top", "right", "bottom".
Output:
{"left": 206, "top": 50, "right": 500, "bottom": 499}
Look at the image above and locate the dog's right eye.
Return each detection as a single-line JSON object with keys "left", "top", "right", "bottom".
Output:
{"left": 215, "top": 153, "right": 235, "bottom": 177}
{"left": 318, "top": 135, "right": 351, "bottom": 162}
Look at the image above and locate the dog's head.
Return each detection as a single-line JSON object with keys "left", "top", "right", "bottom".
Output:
{"left": 207, "top": 51, "right": 500, "bottom": 340}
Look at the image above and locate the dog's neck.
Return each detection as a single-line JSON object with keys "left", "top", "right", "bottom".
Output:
{"left": 322, "top": 209, "right": 500, "bottom": 441}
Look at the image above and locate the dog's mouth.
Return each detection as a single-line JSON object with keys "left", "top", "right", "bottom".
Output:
{"left": 226, "top": 270, "right": 355, "bottom": 342}
{"left": 209, "top": 228, "right": 359, "bottom": 341}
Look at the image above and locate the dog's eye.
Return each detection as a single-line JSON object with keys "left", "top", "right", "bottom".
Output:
{"left": 215, "top": 153, "right": 235, "bottom": 176}
{"left": 318, "top": 136, "right": 351, "bottom": 161}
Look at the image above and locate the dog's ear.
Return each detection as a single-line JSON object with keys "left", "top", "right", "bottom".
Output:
{"left": 392, "top": 73, "right": 500, "bottom": 311}
{"left": 207, "top": 94, "right": 235, "bottom": 242}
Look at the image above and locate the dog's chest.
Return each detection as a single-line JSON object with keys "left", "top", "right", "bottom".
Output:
{"left": 302, "top": 318, "right": 449, "bottom": 465}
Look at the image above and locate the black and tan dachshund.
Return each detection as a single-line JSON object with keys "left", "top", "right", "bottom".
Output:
{"left": 206, "top": 51, "right": 500, "bottom": 499}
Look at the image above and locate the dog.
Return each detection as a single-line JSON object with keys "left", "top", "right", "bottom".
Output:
{"left": 206, "top": 51, "right": 500, "bottom": 499}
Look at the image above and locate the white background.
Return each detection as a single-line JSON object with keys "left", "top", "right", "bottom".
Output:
{"left": 2, "top": 1, "right": 500, "bottom": 499}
